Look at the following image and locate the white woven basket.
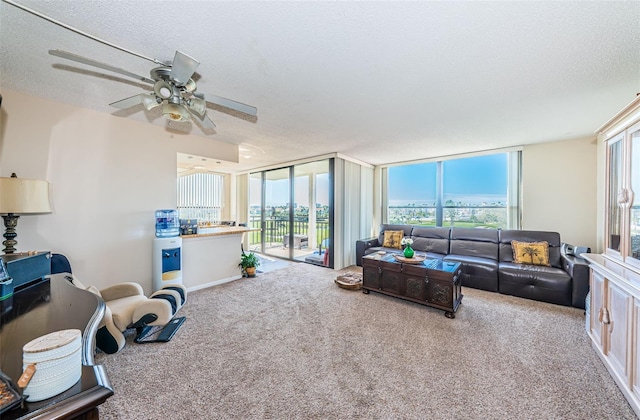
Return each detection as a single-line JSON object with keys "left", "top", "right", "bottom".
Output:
{"left": 22, "top": 329, "right": 82, "bottom": 402}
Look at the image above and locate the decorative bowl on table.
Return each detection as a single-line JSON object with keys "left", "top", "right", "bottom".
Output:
{"left": 393, "top": 254, "right": 426, "bottom": 264}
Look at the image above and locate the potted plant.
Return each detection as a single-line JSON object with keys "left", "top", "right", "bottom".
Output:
{"left": 239, "top": 251, "right": 260, "bottom": 277}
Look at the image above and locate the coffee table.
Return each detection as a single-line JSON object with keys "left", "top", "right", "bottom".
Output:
{"left": 362, "top": 253, "right": 463, "bottom": 318}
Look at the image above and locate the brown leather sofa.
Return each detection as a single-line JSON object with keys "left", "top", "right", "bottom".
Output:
{"left": 356, "top": 224, "right": 589, "bottom": 309}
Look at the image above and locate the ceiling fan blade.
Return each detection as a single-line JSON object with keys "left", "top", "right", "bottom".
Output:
{"left": 110, "top": 93, "right": 160, "bottom": 111}
{"left": 205, "top": 94, "right": 258, "bottom": 117}
{"left": 171, "top": 51, "right": 199, "bottom": 86}
{"left": 191, "top": 110, "right": 216, "bottom": 130}
{"left": 109, "top": 94, "right": 145, "bottom": 109}
{"left": 49, "top": 49, "right": 154, "bottom": 84}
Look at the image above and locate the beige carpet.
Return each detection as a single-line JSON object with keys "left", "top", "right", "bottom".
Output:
{"left": 95, "top": 263, "right": 637, "bottom": 419}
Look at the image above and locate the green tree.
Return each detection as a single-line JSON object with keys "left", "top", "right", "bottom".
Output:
{"left": 445, "top": 199, "right": 456, "bottom": 226}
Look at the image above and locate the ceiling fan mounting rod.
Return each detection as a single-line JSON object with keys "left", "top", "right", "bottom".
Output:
{"left": 2, "top": 0, "right": 165, "bottom": 66}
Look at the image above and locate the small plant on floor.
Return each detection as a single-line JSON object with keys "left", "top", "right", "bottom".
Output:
{"left": 239, "top": 250, "right": 261, "bottom": 277}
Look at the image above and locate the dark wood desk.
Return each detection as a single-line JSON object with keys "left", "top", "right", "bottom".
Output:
{"left": 1, "top": 276, "right": 113, "bottom": 419}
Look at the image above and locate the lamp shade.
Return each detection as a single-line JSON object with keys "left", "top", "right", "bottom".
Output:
{"left": 163, "top": 102, "right": 190, "bottom": 122}
{"left": 188, "top": 97, "right": 207, "bottom": 118}
{"left": 0, "top": 177, "right": 52, "bottom": 214}
{"left": 141, "top": 93, "right": 161, "bottom": 111}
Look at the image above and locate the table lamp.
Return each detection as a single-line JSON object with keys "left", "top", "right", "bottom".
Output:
{"left": 0, "top": 173, "right": 52, "bottom": 254}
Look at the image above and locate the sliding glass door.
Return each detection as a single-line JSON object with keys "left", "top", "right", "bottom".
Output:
{"left": 264, "top": 168, "right": 291, "bottom": 258}
{"left": 294, "top": 161, "right": 331, "bottom": 262}
{"left": 249, "top": 159, "right": 333, "bottom": 267}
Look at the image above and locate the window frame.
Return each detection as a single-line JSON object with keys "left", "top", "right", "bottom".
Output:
{"left": 384, "top": 149, "right": 521, "bottom": 229}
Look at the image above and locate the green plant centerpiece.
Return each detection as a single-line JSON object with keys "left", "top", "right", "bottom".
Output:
{"left": 239, "top": 250, "right": 261, "bottom": 277}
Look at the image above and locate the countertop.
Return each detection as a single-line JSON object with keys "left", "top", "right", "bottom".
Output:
{"left": 180, "top": 226, "right": 260, "bottom": 239}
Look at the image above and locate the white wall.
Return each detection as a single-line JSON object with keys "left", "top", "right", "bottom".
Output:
{"left": 1, "top": 90, "right": 600, "bottom": 284}
{"left": 0, "top": 90, "right": 238, "bottom": 293}
{"left": 522, "top": 136, "right": 597, "bottom": 250}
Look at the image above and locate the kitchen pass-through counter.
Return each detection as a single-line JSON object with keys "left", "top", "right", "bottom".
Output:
{"left": 181, "top": 226, "right": 259, "bottom": 291}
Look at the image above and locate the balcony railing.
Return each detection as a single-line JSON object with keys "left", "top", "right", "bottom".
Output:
{"left": 388, "top": 205, "right": 507, "bottom": 229}
{"left": 249, "top": 216, "right": 329, "bottom": 250}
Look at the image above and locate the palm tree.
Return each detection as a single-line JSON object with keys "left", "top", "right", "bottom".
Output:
{"left": 521, "top": 246, "right": 540, "bottom": 264}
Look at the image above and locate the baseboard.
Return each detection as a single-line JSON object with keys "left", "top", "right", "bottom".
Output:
{"left": 186, "top": 275, "right": 243, "bottom": 293}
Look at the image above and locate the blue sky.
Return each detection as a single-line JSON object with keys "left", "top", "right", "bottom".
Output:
{"left": 388, "top": 154, "right": 508, "bottom": 202}
{"left": 250, "top": 153, "right": 508, "bottom": 207}
{"left": 251, "top": 173, "right": 329, "bottom": 207}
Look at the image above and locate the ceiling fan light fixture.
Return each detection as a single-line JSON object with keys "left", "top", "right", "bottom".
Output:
{"left": 154, "top": 80, "right": 173, "bottom": 99}
{"left": 184, "top": 79, "right": 196, "bottom": 92}
{"left": 188, "top": 97, "right": 207, "bottom": 117}
{"left": 141, "top": 94, "right": 160, "bottom": 111}
{"left": 163, "top": 102, "right": 190, "bottom": 122}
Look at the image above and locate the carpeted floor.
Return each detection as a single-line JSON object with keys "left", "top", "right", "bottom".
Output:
{"left": 95, "top": 262, "right": 637, "bottom": 419}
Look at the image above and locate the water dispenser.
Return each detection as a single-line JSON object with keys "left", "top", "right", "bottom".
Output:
{"left": 153, "top": 210, "right": 183, "bottom": 291}
{"left": 155, "top": 209, "right": 179, "bottom": 238}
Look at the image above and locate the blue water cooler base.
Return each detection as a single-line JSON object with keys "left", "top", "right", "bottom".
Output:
{"left": 152, "top": 237, "right": 183, "bottom": 292}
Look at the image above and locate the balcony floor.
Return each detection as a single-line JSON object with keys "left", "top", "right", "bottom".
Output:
{"left": 249, "top": 243, "right": 327, "bottom": 266}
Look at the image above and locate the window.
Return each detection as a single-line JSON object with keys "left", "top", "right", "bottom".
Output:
{"left": 177, "top": 172, "right": 224, "bottom": 223}
{"left": 387, "top": 151, "right": 520, "bottom": 229}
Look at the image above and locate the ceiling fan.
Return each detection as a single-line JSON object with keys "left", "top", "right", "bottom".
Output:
{"left": 2, "top": 0, "right": 256, "bottom": 133}
{"left": 49, "top": 48, "right": 257, "bottom": 132}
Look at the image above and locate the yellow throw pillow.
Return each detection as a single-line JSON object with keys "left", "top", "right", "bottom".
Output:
{"left": 512, "top": 240, "right": 550, "bottom": 266}
{"left": 382, "top": 230, "right": 404, "bottom": 249}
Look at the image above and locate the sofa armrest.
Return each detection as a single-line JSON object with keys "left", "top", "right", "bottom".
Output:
{"left": 356, "top": 237, "right": 380, "bottom": 266}
{"left": 561, "top": 254, "right": 590, "bottom": 309}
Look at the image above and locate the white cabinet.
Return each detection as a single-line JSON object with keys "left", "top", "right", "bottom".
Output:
{"left": 585, "top": 95, "right": 640, "bottom": 417}
{"left": 603, "top": 97, "right": 640, "bottom": 268}
{"left": 590, "top": 270, "right": 605, "bottom": 351}
{"left": 606, "top": 281, "right": 632, "bottom": 382}
{"left": 633, "top": 299, "right": 640, "bottom": 400}
{"left": 586, "top": 260, "right": 638, "bottom": 415}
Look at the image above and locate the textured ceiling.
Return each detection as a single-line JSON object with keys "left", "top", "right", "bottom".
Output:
{"left": 1, "top": 0, "right": 639, "bottom": 172}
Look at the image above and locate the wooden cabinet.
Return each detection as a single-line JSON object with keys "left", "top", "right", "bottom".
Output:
{"left": 633, "top": 299, "right": 640, "bottom": 400}
{"left": 586, "top": 259, "right": 639, "bottom": 415}
{"left": 606, "top": 281, "right": 632, "bottom": 383}
{"left": 361, "top": 254, "right": 462, "bottom": 318}
{"left": 590, "top": 270, "right": 605, "bottom": 351}
{"left": 602, "top": 97, "right": 640, "bottom": 268}
{"left": 585, "top": 96, "right": 640, "bottom": 417}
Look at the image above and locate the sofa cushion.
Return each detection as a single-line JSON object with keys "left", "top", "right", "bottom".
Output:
{"left": 499, "top": 230, "right": 562, "bottom": 268}
{"left": 382, "top": 230, "right": 404, "bottom": 249}
{"left": 498, "top": 262, "right": 572, "bottom": 306}
{"left": 411, "top": 227, "right": 450, "bottom": 255}
{"left": 511, "top": 240, "right": 550, "bottom": 266}
{"left": 449, "top": 228, "right": 499, "bottom": 260}
{"left": 378, "top": 224, "right": 413, "bottom": 247}
{"left": 443, "top": 254, "right": 499, "bottom": 292}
